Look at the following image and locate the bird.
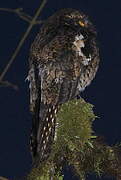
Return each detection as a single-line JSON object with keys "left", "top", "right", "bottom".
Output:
{"left": 27, "top": 8, "right": 100, "bottom": 167}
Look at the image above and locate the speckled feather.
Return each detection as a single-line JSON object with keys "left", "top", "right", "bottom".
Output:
{"left": 28, "top": 8, "right": 100, "bottom": 167}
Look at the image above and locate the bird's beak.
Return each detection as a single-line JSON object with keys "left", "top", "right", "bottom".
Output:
{"left": 79, "top": 21, "right": 85, "bottom": 27}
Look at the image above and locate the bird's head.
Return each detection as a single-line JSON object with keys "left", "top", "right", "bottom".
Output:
{"left": 45, "top": 9, "right": 96, "bottom": 32}
{"left": 56, "top": 9, "right": 97, "bottom": 64}
{"left": 53, "top": 8, "right": 96, "bottom": 34}
{"left": 58, "top": 9, "right": 92, "bottom": 28}
{"left": 43, "top": 9, "right": 98, "bottom": 65}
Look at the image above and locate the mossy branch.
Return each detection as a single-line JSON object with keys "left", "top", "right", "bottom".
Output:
{"left": 26, "top": 99, "right": 121, "bottom": 180}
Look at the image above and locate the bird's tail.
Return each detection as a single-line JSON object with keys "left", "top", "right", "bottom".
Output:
{"left": 30, "top": 101, "right": 59, "bottom": 167}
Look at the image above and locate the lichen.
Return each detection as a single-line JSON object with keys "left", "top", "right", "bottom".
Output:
{"left": 27, "top": 99, "right": 121, "bottom": 180}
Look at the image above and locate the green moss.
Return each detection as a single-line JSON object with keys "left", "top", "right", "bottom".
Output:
{"left": 56, "top": 99, "right": 96, "bottom": 145}
{"left": 27, "top": 99, "right": 121, "bottom": 180}
{"left": 27, "top": 99, "right": 97, "bottom": 179}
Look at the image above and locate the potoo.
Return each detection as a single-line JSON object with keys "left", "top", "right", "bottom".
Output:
{"left": 28, "top": 8, "right": 100, "bottom": 167}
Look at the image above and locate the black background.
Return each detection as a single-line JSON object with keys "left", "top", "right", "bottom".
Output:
{"left": 0, "top": 0, "right": 121, "bottom": 179}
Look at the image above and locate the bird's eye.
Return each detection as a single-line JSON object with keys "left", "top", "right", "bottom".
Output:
{"left": 78, "top": 21, "right": 85, "bottom": 27}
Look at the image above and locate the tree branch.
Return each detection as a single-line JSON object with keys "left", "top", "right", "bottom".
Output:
{"left": 0, "top": 0, "right": 47, "bottom": 82}
{"left": 0, "top": 8, "right": 42, "bottom": 24}
{"left": 0, "top": 177, "right": 9, "bottom": 180}
{"left": 0, "top": 80, "right": 19, "bottom": 90}
{"left": 27, "top": 99, "right": 121, "bottom": 180}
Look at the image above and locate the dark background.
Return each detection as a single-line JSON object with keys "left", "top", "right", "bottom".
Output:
{"left": 0, "top": 0, "right": 121, "bottom": 179}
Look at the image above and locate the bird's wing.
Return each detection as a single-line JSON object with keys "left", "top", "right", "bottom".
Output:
{"left": 28, "top": 50, "right": 81, "bottom": 167}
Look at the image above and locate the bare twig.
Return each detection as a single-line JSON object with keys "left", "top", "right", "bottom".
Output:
{"left": 0, "top": 0, "right": 47, "bottom": 81}
{"left": 0, "top": 177, "right": 9, "bottom": 180}
{"left": 0, "top": 80, "right": 19, "bottom": 90}
{"left": 0, "top": 8, "right": 42, "bottom": 24}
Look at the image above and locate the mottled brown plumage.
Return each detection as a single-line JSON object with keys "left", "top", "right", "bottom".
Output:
{"left": 28, "top": 8, "right": 100, "bottom": 167}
